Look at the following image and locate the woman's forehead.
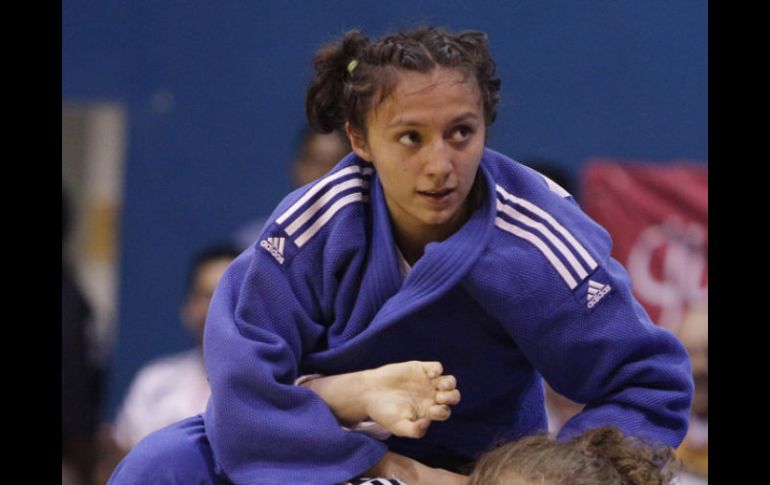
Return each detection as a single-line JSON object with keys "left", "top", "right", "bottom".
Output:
{"left": 395, "top": 68, "right": 471, "bottom": 94}
{"left": 370, "top": 68, "right": 483, "bottom": 125}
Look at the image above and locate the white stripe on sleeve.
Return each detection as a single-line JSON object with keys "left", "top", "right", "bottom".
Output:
{"left": 496, "top": 185, "right": 598, "bottom": 270}
{"left": 295, "top": 192, "right": 366, "bottom": 248}
{"left": 495, "top": 217, "right": 578, "bottom": 289}
{"left": 276, "top": 165, "right": 369, "bottom": 224}
{"left": 285, "top": 177, "right": 367, "bottom": 236}
{"left": 496, "top": 199, "right": 588, "bottom": 280}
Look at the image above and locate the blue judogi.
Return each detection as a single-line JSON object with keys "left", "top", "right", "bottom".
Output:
{"left": 110, "top": 149, "right": 692, "bottom": 485}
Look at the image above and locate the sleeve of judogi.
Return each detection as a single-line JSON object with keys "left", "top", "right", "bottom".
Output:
{"left": 202, "top": 246, "right": 387, "bottom": 485}
{"left": 521, "top": 254, "right": 693, "bottom": 448}
{"left": 487, "top": 186, "right": 693, "bottom": 448}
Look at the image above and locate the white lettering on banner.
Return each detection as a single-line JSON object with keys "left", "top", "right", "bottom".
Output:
{"left": 627, "top": 219, "right": 708, "bottom": 331}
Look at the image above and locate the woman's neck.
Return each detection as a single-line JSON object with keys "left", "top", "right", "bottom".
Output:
{"left": 393, "top": 217, "right": 464, "bottom": 266}
{"left": 393, "top": 175, "right": 484, "bottom": 266}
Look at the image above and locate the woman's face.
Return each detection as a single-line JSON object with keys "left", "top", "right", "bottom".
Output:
{"left": 348, "top": 68, "right": 486, "bottom": 242}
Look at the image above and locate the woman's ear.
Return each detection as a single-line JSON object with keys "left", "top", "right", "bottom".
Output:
{"left": 345, "top": 122, "right": 372, "bottom": 161}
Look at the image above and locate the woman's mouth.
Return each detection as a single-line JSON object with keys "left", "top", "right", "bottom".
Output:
{"left": 418, "top": 187, "right": 456, "bottom": 203}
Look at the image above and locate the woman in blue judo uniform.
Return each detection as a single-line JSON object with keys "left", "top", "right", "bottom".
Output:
{"left": 109, "top": 26, "right": 693, "bottom": 485}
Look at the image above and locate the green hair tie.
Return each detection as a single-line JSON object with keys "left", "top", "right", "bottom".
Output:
{"left": 347, "top": 59, "right": 359, "bottom": 75}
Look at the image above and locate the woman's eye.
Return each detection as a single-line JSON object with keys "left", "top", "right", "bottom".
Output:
{"left": 398, "top": 132, "right": 421, "bottom": 146}
{"left": 450, "top": 125, "right": 474, "bottom": 142}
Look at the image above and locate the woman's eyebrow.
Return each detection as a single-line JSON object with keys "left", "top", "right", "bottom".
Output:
{"left": 386, "top": 112, "right": 480, "bottom": 129}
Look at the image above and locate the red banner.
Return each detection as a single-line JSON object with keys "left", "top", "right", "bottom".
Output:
{"left": 582, "top": 160, "right": 707, "bottom": 332}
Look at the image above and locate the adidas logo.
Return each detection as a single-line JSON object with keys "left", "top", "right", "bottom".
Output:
{"left": 586, "top": 279, "right": 612, "bottom": 308}
{"left": 260, "top": 236, "right": 285, "bottom": 264}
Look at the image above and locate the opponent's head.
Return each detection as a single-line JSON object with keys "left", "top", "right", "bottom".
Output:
{"left": 468, "top": 426, "right": 678, "bottom": 485}
{"left": 306, "top": 27, "right": 501, "bottom": 244}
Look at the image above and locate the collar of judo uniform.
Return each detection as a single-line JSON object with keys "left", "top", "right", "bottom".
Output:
{"left": 304, "top": 156, "right": 498, "bottom": 368}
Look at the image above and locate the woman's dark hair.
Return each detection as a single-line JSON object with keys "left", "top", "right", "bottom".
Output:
{"left": 306, "top": 26, "right": 501, "bottom": 135}
{"left": 468, "top": 426, "right": 680, "bottom": 485}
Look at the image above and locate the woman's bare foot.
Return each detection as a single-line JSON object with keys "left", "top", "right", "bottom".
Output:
{"left": 361, "top": 361, "right": 461, "bottom": 438}
{"left": 300, "top": 360, "right": 461, "bottom": 438}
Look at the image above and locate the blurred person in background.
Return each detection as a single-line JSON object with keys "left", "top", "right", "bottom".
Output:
{"left": 97, "top": 127, "right": 347, "bottom": 483}
{"left": 93, "top": 243, "right": 240, "bottom": 482}
{"left": 291, "top": 127, "right": 353, "bottom": 190}
{"left": 112, "top": 243, "right": 240, "bottom": 449}
{"left": 62, "top": 185, "right": 104, "bottom": 485}
{"left": 543, "top": 381, "right": 584, "bottom": 436}
{"left": 521, "top": 158, "right": 578, "bottom": 203}
{"left": 234, "top": 127, "right": 351, "bottom": 249}
{"left": 676, "top": 305, "right": 708, "bottom": 484}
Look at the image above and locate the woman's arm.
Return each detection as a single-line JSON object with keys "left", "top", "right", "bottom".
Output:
{"left": 203, "top": 249, "right": 390, "bottom": 485}
{"left": 364, "top": 451, "right": 469, "bottom": 485}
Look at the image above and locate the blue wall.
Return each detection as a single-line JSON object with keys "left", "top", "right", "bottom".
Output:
{"left": 62, "top": 0, "right": 707, "bottom": 419}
